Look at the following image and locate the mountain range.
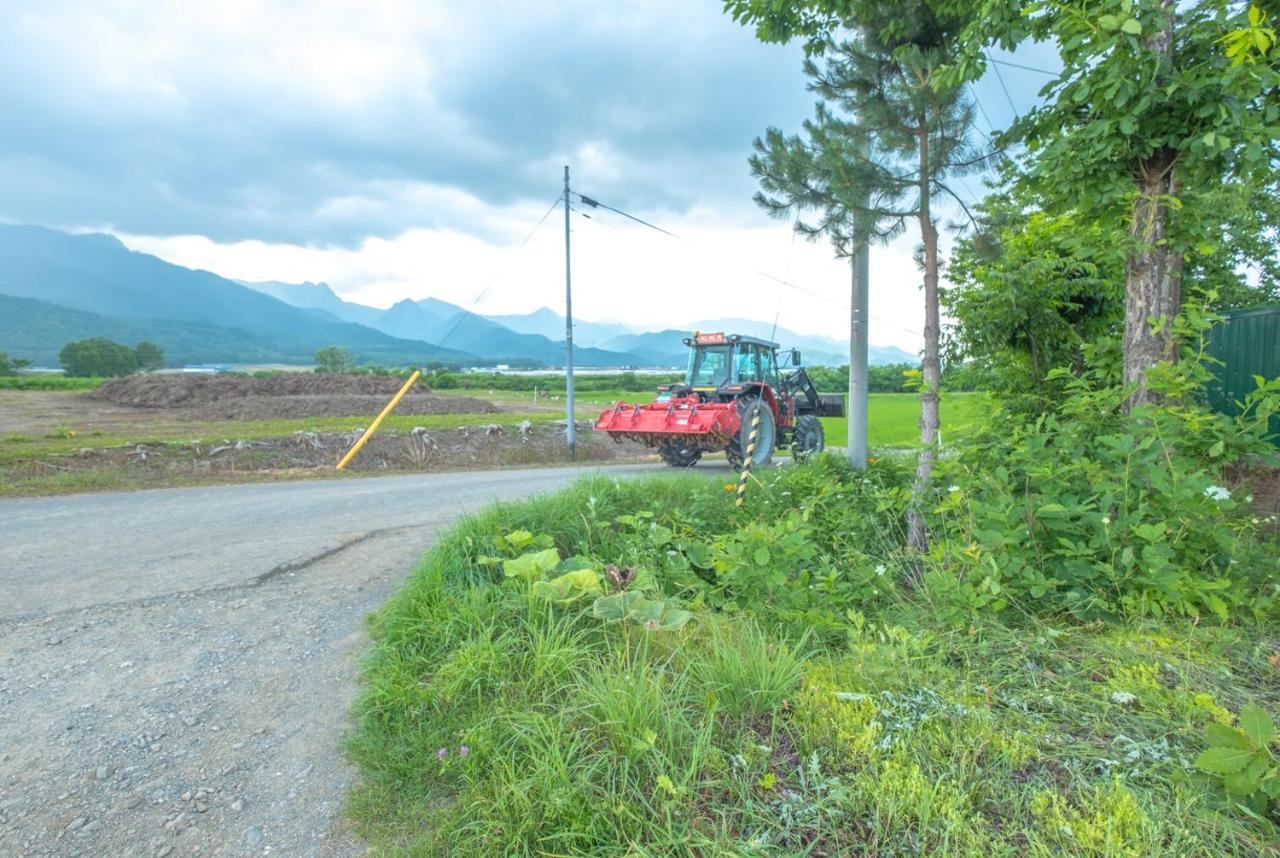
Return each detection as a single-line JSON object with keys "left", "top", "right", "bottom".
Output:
{"left": 0, "top": 224, "right": 917, "bottom": 369}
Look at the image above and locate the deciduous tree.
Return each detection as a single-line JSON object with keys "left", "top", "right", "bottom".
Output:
{"left": 941, "top": 0, "right": 1280, "bottom": 409}
{"left": 314, "top": 346, "right": 354, "bottom": 374}
{"left": 59, "top": 337, "right": 137, "bottom": 377}
{"left": 134, "top": 340, "right": 165, "bottom": 372}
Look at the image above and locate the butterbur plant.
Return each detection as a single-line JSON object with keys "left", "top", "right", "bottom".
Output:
{"left": 1196, "top": 703, "right": 1280, "bottom": 816}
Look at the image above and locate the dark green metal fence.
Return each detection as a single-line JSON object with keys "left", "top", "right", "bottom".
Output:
{"left": 1204, "top": 305, "right": 1280, "bottom": 442}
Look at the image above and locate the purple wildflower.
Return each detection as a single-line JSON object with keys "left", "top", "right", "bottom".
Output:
{"left": 437, "top": 747, "right": 448, "bottom": 761}
{"left": 459, "top": 745, "right": 470, "bottom": 757}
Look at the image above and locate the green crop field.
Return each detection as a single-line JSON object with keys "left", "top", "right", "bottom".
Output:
{"left": 510, "top": 389, "right": 988, "bottom": 450}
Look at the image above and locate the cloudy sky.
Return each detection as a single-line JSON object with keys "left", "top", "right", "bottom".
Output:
{"left": 0, "top": 1, "right": 1053, "bottom": 351}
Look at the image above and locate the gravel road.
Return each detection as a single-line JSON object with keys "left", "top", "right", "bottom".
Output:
{"left": 0, "top": 463, "right": 718, "bottom": 857}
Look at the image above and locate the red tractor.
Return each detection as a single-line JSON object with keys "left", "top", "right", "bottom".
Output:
{"left": 595, "top": 332, "right": 845, "bottom": 467}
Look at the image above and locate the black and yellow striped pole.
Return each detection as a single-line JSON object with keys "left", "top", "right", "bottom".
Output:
{"left": 735, "top": 408, "right": 761, "bottom": 508}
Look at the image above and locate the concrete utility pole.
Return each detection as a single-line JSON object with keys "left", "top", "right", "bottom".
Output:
{"left": 563, "top": 165, "right": 576, "bottom": 459}
{"left": 848, "top": 242, "right": 869, "bottom": 469}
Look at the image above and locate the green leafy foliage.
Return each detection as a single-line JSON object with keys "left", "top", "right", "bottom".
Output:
{"left": 502, "top": 546, "right": 563, "bottom": 581}
{"left": 0, "top": 351, "right": 32, "bottom": 376}
{"left": 1197, "top": 703, "right": 1280, "bottom": 814}
{"left": 134, "top": 340, "right": 165, "bottom": 371}
{"left": 58, "top": 337, "right": 137, "bottom": 377}
{"left": 313, "top": 346, "right": 354, "bottom": 373}
{"left": 350, "top": 467, "right": 1280, "bottom": 853}
{"left": 943, "top": 205, "right": 1124, "bottom": 401}
{"left": 927, "top": 347, "right": 1280, "bottom": 623}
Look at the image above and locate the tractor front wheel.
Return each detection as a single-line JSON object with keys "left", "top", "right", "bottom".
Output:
{"left": 791, "top": 414, "right": 825, "bottom": 461}
{"left": 725, "top": 396, "right": 775, "bottom": 470}
{"left": 658, "top": 444, "right": 702, "bottom": 468}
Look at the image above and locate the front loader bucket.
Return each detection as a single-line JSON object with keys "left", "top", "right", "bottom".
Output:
{"left": 595, "top": 399, "right": 739, "bottom": 452}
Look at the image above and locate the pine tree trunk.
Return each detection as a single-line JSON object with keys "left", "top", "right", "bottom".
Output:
{"left": 1122, "top": 1, "right": 1182, "bottom": 411}
{"left": 908, "top": 135, "right": 941, "bottom": 553}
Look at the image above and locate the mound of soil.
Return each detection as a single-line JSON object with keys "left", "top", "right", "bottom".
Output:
{"left": 91, "top": 373, "right": 431, "bottom": 408}
{"left": 88, "top": 373, "right": 502, "bottom": 420}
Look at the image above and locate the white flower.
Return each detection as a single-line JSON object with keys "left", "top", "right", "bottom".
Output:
{"left": 948, "top": 485, "right": 960, "bottom": 493}
{"left": 875, "top": 564, "right": 887, "bottom": 576}
{"left": 1110, "top": 691, "right": 1137, "bottom": 706}
{"left": 1203, "top": 485, "right": 1231, "bottom": 502}
{"left": 1102, "top": 516, "right": 1111, "bottom": 527}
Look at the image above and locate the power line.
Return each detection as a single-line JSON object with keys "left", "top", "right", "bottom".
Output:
{"left": 435, "top": 194, "right": 563, "bottom": 352}
{"left": 986, "top": 51, "right": 1020, "bottom": 118}
{"left": 572, "top": 192, "right": 679, "bottom": 237}
{"left": 968, "top": 85, "right": 999, "bottom": 139}
{"left": 571, "top": 197, "right": 925, "bottom": 339}
{"left": 988, "top": 57, "right": 1058, "bottom": 77}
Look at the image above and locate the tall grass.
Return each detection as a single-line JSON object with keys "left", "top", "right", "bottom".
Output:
{"left": 347, "top": 469, "right": 1280, "bottom": 856}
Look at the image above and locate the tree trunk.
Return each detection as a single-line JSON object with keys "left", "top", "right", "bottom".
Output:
{"left": 1122, "top": 1, "right": 1182, "bottom": 411}
{"left": 908, "top": 135, "right": 941, "bottom": 553}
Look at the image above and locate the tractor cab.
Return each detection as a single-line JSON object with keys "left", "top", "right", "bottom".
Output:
{"left": 597, "top": 331, "right": 845, "bottom": 469}
{"left": 664, "top": 333, "right": 780, "bottom": 400}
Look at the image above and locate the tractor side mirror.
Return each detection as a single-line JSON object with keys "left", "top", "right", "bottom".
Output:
{"left": 790, "top": 349, "right": 801, "bottom": 366}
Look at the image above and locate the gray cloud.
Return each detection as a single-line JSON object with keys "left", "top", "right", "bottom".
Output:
{"left": 0, "top": 1, "right": 813, "bottom": 246}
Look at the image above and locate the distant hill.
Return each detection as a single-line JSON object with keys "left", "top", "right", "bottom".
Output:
{"left": 0, "top": 294, "right": 278, "bottom": 366}
{"left": 0, "top": 224, "right": 919, "bottom": 370}
{"left": 488, "top": 306, "right": 634, "bottom": 348}
{"left": 0, "top": 226, "right": 478, "bottom": 366}
{"left": 241, "top": 280, "right": 383, "bottom": 327}
{"left": 373, "top": 299, "right": 645, "bottom": 367}
{"left": 486, "top": 307, "right": 919, "bottom": 367}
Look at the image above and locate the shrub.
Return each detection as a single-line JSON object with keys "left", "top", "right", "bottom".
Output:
{"left": 926, "top": 370, "right": 1280, "bottom": 623}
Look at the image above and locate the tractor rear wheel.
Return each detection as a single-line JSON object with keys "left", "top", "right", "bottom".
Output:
{"left": 658, "top": 443, "right": 702, "bottom": 468}
{"left": 725, "top": 396, "right": 775, "bottom": 470}
{"left": 791, "top": 414, "right": 825, "bottom": 461}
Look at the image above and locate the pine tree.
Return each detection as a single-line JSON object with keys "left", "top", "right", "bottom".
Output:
{"left": 749, "top": 3, "right": 988, "bottom": 551}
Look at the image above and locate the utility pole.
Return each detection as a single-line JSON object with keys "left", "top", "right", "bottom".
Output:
{"left": 563, "top": 165, "right": 576, "bottom": 459}
{"left": 848, "top": 241, "right": 869, "bottom": 470}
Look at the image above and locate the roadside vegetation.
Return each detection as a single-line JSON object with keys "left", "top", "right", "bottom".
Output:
{"left": 347, "top": 366, "right": 1280, "bottom": 852}
{"left": 346, "top": 1, "right": 1280, "bottom": 849}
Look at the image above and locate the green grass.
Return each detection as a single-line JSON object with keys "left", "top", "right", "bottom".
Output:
{"left": 493, "top": 388, "right": 989, "bottom": 449}
{"left": 0, "top": 376, "right": 105, "bottom": 390}
{"left": 823, "top": 391, "right": 987, "bottom": 448}
{"left": 346, "top": 471, "right": 1280, "bottom": 856}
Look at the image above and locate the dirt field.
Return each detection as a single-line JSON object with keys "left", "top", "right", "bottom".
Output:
{"left": 90, "top": 373, "right": 501, "bottom": 420}
{"left": 0, "top": 384, "right": 652, "bottom": 496}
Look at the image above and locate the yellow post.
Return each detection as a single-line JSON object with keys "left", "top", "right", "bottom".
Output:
{"left": 735, "top": 409, "right": 761, "bottom": 508}
{"left": 335, "top": 370, "right": 421, "bottom": 470}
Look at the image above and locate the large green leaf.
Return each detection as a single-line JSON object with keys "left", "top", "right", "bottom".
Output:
{"left": 590, "top": 592, "right": 693, "bottom": 631}
{"left": 1196, "top": 746, "right": 1257, "bottom": 775}
{"left": 1239, "top": 703, "right": 1275, "bottom": 748}
{"left": 591, "top": 591, "right": 650, "bottom": 621}
{"left": 1223, "top": 757, "right": 1270, "bottom": 797}
{"left": 531, "top": 567, "right": 602, "bottom": 604}
{"left": 503, "top": 547, "right": 560, "bottom": 581}
{"left": 1207, "top": 722, "right": 1255, "bottom": 751}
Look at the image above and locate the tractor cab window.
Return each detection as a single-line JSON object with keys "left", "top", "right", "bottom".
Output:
{"left": 734, "top": 347, "right": 760, "bottom": 383}
{"left": 687, "top": 345, "right": 730, "bottom": 387}
{"left": 761, "top": 348, "right": 779, "bottom": 388}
